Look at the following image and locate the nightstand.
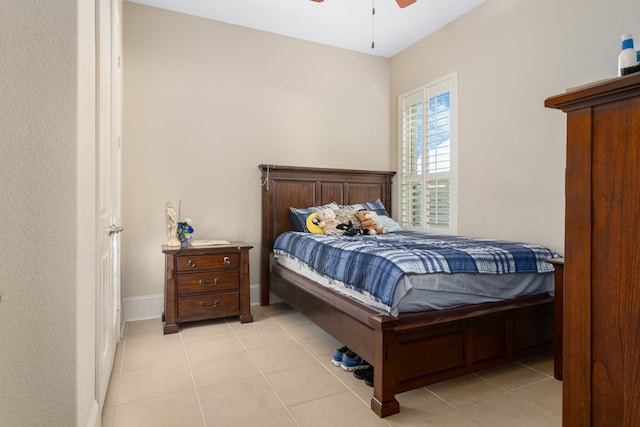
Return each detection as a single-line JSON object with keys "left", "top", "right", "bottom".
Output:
{"left": 161, "top": 242, "right": 253, "bottom": 334}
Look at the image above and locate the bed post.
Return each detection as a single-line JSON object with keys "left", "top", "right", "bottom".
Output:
{"left": 369, "top": 314, "right": 401, "bottom": 417}
{"left": 259, "top": 165, "right": 274, "bottom": 306}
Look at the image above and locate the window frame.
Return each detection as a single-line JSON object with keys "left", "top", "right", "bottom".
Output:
{"left": 397, "top": 72, "right": 458, "bottom": 235}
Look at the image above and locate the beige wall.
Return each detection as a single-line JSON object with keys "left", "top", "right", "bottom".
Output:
{"left": 122, "top": 3, "right": 390, "bottom": 303}
{"left": 1, "top": 0, "right": 97, "bottom": 425}
{"left": 391, "top": 0, "right": 640, "bottom": 253}
{"left": 123, "top": 0, "right": 640, "bottom": 311}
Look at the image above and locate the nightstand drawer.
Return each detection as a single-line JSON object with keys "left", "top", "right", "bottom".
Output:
{"left": 177, "top": 271, "right": 239, "bottom": 295}
{"left": 177, "top": 292, "right": 239, "bottom": 318}
{"left": 176, "top": 253, "right": 239, "bottom": 272}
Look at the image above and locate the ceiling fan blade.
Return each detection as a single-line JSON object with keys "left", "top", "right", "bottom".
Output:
{"left": 396, "top": 0, "right": 417, "bottom": 7}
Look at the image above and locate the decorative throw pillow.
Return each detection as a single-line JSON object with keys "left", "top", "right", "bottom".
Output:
{"left": 333, "top": 208, "right": 362, "bottom": 229}
{"left": 372, "top": 214, "right": 403, "bottom": 232}
{"left": 289, "top": 202, "right": 338, "bottom": 232}
{"left": 339, "top": 199, "right": 390, "bottom": 217}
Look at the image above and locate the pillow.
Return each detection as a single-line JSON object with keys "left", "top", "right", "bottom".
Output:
{"left": 333, "top": 208, "right": 362, "bottom": 229}
{"left": 372, "top": 214, "right": 403, "bottom": 232}
{"left": 339, "top": 199, "right": 390, "bottom": 217}
{"left": 289, "top": 202, "right": 338, "bottom": 232}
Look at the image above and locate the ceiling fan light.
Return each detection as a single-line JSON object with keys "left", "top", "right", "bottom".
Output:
{"left": 396, "top": 0, "right": 417, "bottom": 8}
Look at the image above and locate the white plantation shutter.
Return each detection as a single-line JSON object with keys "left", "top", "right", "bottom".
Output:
{"left": 400, "top": 90, "right": 424, "bottom": 228}
{"left": 426, "top": 177, "right": 450, "bottom": 228}
{"left": 399, "top": 73, "right": 457, "bottom": 234}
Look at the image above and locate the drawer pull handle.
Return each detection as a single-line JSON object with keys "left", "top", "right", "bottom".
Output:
{"left": 188, "top": 259, "right": 196, "bottom": 268}
{"left": 223, "top": 256, "right": 230, "bottom": 266}
{"left": 199, "top": 278, "right": 220, "bottom": 287}
{"left": 199, "top": 300, "right": 220, "bottom": 310}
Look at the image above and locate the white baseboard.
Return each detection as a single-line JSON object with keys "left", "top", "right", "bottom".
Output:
{"left": 123, "top": 284, "right": 262, "bottom": 322}
{"left": 249, "top": 283, "right": 260, "bottom": 305}
{"left": 123, "top": 293, "right": 164, "bottom": 321}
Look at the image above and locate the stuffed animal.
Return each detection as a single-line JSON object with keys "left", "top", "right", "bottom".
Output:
{"left": 355, "top": 210, "right": 388, "bottom": 235}
{"left": 336, "top": 220, "right": 361, "bottom": 236}
{"left": 305, "top": 212, "right": 324, "bottom": 234}
{"left": 316, "top": 208, "right": 344, "bottom": 235}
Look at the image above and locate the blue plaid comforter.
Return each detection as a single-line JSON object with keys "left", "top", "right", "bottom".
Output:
{"left": 273, "top": 231, "right": 561, "bottom": 312}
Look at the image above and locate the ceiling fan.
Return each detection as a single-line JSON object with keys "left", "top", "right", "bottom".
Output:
{"left": 311, "top": 0, "right": 417, "bottom": 7}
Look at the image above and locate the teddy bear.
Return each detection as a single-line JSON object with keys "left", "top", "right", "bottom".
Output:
{"left": 355, "top": 210, "right": 388, "bottom": 235}
{"left": 316, "top": 208, "right": 344, "bottom": 235}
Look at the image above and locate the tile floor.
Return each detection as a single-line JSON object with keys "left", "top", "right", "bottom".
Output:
{"left": 101, "top": 303, "right": 562, "bottom": 427}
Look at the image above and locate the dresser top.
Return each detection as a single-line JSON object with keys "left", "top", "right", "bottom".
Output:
{"left": 162, "top": 242, "right": 252, "bottom": 254}
{"left": 545, "top": 72, "right": 640, "bottom": 112}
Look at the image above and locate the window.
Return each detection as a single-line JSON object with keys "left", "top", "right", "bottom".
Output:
{"left": 398, "top": 73, "right": 457, "bottom": 234}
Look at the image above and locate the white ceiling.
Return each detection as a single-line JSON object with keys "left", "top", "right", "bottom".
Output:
{"left": 127, "top": 0, "right": 486, "bottom": 58}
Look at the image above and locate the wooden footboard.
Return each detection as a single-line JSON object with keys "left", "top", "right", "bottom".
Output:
{"left": 271, "top": 264, "right": 554, "bottom": 417}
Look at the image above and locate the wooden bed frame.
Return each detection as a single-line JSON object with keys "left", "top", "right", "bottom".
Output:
{"left": 259, "top": 164, "right": 555, "bottom": 418}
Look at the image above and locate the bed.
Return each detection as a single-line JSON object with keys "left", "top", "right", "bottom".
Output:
{"left": 259, "top": 164, "right": 558, "bottom": 418}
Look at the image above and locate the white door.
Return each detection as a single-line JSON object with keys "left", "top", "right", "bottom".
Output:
{"left": 96, "top": 0, "right": 123, "bottom": 408}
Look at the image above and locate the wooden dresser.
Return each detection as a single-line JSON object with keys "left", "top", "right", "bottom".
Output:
{"left": 546, "top": 73, "right": 640, "bottom": 426}
{"left": 162, "top": 242, "right": 253, "bottom": 334}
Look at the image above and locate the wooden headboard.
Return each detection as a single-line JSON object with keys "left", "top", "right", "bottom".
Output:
{"left": 259, "top": 164, "right": 396, "bottom": 305}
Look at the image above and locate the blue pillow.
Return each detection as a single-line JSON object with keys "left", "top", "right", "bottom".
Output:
{"left": 373, "top": 214, "right": 403, "bottom": 232}
{"left": 289, "top": 202, "right": 338, "bottom": 232}
{"left": 339, "top": 199, "right": 390, "bottom": 217}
